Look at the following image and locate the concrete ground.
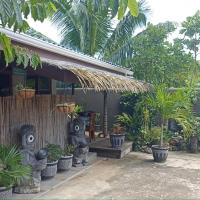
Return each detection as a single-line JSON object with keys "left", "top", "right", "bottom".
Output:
{"left": 38, "top": 152, "right": 200, "bottom": 200}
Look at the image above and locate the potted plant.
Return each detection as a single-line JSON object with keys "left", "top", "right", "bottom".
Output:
{"left": 110, "top": 123, "right": 126, "bottom": 149}
{"left": 16, "top": 83, "right": 35, "bottom": 99}
{"left": 95, "top": 113, "right": 101, "bottom": 132}
{"left": 56, "top": 102, "right": 75, "bottom": 113}
{"left": 146, "top": 86, "right": 174, "bottom": 162}
{"left": 58, "top": 145, "right": 75, "bottom": 171}
{"left": 0, "top": 145, "right": 30, "bottom": 199}
{"left": 146, "top": 85, "right": 196, "bottom": 162}
{"left": 41, "top": 144, "right": 62, "bottom": 179}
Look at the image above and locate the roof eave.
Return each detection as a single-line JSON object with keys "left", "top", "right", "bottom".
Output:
{"left": 0, "top": 28, "right": 133, "bottom": 76}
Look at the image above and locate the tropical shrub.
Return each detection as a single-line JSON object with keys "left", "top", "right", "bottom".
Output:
{"left": 0, "top": 145, "right": 30, "bottom": 188}
{"left": 46, "top": 144, "right": 62, "bottom": 163}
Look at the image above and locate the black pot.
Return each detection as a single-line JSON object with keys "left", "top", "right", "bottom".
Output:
{"left": 0, "top": 187, "right": 12, "bottom": 200}
{"left": 58, "top": 155, "right": 73, "bottom": 171}
{"left": 41, "top": 160, "right": 58, "bottom": 179}
{"left": 151, "top": 145, "right": 169, "bottom": 162}
{"left": 110, "top": 134, "right": 125, "bottom": 149}
{"left": 95, "top": 124, "right": 101, "bottom": 132}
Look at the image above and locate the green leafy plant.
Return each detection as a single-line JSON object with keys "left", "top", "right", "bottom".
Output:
{"left": 146, "top": 85, "right": 196, "bottom": 146}
{"left": 15, "top": 83, "right": 34, "bottom": 91}
{"left": 74, "top": 105, "right": 84, "bottom": 113}
{"left": 0, "top": 145, "right": 31, "bottom": 188}
{"left": 63, "top": 145, "right": 75, "bottom": 156}
{"left": 46, "top": 144, "right": 62, "bottom": 163}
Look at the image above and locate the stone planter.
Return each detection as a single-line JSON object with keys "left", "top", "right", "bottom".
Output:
{"left": 151, "top": 145, "right": 169, "bottom": 162}
{"left": 58, "top": 155, "right": 73, "bottom": 171}
{"left": 110, "top": 134, "right": 125, "bottom": 149}
{"left": 0, "top": 187, "right": 12, "bottom": 200}
{"left": 41, "top": 160, "right": 58, "bottom": 179}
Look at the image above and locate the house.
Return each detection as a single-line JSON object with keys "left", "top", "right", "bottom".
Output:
{"left": 0, "top": 28, "right": 148, "bottom": 149}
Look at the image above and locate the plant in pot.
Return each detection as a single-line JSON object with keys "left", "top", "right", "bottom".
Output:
{"left": 110, "top": 123, "right": 126, "bottom": 149}
{"left": 145, "top": 85, "right": 176, "bottom": 162}
{"left": 0, "top": 145, "right": 30, "bottom": 199}
{"left": 146, "top": 85, "right": 195, "bottom": 162}
{"left": 41, "top": 144, "right": 62, "bottom": 179}
{"left": 16, "top": 83, "right": 35, "bottom": 99}
{"left": 58, "top": 145, "right": 75, "bottom": 171}
{"left": 95, "top": 113, "right": 101, "bottom": 132}
{"left": 56, "top": 102, "right": 75, "bottom": 114}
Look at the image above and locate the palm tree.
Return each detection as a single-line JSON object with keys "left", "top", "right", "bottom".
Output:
{"left": 52, "top": 0, "right": 150, "bottom": 65}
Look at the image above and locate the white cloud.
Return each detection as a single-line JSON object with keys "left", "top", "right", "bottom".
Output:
{"left": 148, "top": 0, "right": 200, "bottom": 25}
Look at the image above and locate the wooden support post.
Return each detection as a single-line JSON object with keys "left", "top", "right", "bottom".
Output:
{"left": 103, "top": 91, "right": 108, "bottom": 137}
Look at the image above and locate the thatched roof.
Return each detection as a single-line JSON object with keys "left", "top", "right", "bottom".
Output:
{"left": 41, "top": 57, "right": 149, "bottom": 93}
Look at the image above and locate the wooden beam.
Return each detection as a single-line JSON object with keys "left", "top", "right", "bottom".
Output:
{"left": 103, "top": 91, "right": 108, "bottom": 136}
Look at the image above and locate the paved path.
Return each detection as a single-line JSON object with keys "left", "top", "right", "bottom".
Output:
{"left": 39, "top": 152, "right": 200, "bottom": 199}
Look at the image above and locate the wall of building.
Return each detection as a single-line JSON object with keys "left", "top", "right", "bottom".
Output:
{"left": 72, "top": 89, "right": 121, "bottom": 130}
{"left": 0, "top": 95, "right": 69, "bottom": 149}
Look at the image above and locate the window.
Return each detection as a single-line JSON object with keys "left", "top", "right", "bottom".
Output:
{"left": 27, "top": 76, "right": 51, "bottom": 94}
{"left": 0, "top": 74, "right": 11, "bottom": 96}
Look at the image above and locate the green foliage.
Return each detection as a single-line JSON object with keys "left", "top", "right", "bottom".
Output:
{"left": 116, "top": 113, "right": 135, "bottom": 129}
{"left": 74, "top": 105, "right": 84, "bottom": 113}
{"left": 14, "top": 46, "right": 42, "bottom": 70}
{"left": 0, "top": 145, "right": 31, "bottom": 188}
{"left": 46, "top": 144, "right": 62, "bottom": 162}
{"left": 63, "top": 145, "right": 75, "bottom": 156}
{"left": 180, "top": 10, "right": 200, "bottom": 61}
{"left": 145, "top": 85, "right": 197, "bottom": 145}
{"left": 0, "top": 0, "right": 58, "bottom": 67}
{"left": 109, "top": 0, "right": 139, "bottom": 20}
{"left": 143, "top": 127, "right": 161, "bottom": 145}
{"left": 128, "top": 22, "right": 195, "bottom": 87}
{"left": 52, "top": 0, "right": 149, "bottom": 59}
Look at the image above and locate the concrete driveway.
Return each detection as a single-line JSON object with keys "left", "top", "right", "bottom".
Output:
{"left": 39, "top": 152, "right": 200, "bottom": 199}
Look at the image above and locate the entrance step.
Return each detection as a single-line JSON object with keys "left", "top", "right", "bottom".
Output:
{"left": 89, "top": 138, "right": 133, "bottom": 159}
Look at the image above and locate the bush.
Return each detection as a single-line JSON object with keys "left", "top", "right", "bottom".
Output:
{"left": 46, "top": 144, "right": 62, "bottom": 162}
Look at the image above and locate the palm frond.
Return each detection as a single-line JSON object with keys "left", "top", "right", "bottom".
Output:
{"left": 102, "top": 0, "right": 150, "bottom": 62}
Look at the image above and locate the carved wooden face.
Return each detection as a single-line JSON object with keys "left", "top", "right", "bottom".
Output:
{"left": 72, "top": 118, "right": 85, "bottom": 135}
{"left": 20, "top": 125, "right": 36, "bottom": 149}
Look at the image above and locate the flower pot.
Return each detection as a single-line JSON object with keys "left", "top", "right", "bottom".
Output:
{"left": 56, "top": 103, "right": 75, "bottom": 113}
{"left": 41, "top": 160, "right": 58, "bottom": 179}
{"left": 151, "top": 145, "right": 169, "bottom": 162}
{"left": 95, "top": 124, "right": 101, "bottom": 132}
{"left": 0, "top": 187, "right": 12, "bottom": 200}
{"left": 110, "top": 133, "right": 125, "bottom": 149}
{"left": 17, "top": 89, "right": 35, "bottom": 99}
{"left": 58, "top": 155, "right": 73, "bottom": 171}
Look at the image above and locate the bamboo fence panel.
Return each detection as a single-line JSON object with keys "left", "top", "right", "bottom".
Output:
{"left": 0, "top": 95, "right": 73, "bottom": 149}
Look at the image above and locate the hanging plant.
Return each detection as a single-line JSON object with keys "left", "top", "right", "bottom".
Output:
{"left": 56, "top": 102, "right": 75, "bottom": 114}
{"left": 16, "top": 83, "right": 35, "bottom": 99}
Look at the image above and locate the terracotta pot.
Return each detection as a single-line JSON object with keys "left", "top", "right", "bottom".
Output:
{"left": 56, "top": 103, "right": 75, "bottom": 113}
{"left": 151, "top": 145, "right": 169, "bottom": 162}
{"left": 58, "top": 155, "right": 73, "bottom": 171}
{"left": 17, "top": 89, "right": 35, "bottom": 99}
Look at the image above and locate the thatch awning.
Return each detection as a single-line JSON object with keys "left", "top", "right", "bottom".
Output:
{"left": 41, "top": 58, "right": 149, "bottom": 93}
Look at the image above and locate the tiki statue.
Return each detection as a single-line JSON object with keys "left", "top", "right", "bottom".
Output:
{"left": 14, "top": 124, "right": 47, "bottom": 194}
{"left": 68, "top": 117, "right": 89, "bottom": 166}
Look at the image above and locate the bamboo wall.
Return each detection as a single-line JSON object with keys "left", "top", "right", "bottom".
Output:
{"left": 0, "top": 95, "right": 71, "bottom": 149}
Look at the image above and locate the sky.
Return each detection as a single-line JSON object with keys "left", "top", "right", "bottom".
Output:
{"left": 28, "top": 0, "right": 200, "bottom": 43}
